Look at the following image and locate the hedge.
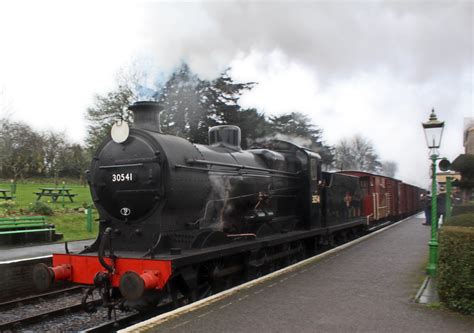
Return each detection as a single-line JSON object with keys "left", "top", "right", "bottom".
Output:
{"left": 444, "top": 212, "right": 474, "bottom": 228}
{"left": 438, "top": 224, "right": 474, "bottom": 315}
{"left": 452, "top": 204, "right": 474, "bottom": 217}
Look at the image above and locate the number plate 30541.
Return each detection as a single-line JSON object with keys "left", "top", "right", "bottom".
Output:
{"left": 111, "top": 173, "right": 135, "bottom": 182}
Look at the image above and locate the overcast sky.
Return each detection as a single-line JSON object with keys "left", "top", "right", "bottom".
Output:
{"left": 0, "top": 0, "right": 472, "bottom": 187}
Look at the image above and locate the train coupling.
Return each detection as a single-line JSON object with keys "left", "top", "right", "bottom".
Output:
{"left": 33, "top": 263, "right": 72, "bottom": 291}
{"left": 119, "top": 270, "right": 162, "bottom": 301}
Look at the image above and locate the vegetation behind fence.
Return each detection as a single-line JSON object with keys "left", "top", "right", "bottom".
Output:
{"left": 438, "top": 213, "right": 474, "bottom": 315}
{"left": 0, "top": 181, "right": 97, "bottom": 242}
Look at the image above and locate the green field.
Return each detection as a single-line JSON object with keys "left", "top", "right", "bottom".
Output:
{"left": 0, "top": 181, "right": 99, "bottom": 241}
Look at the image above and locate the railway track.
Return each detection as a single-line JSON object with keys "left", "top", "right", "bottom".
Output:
{"left": 0, "top": 299, "right": 102, "bottom": 332}
{"left": 0, "top": 286, "right": 100, "bottom": 332}
{"left": 0, "top": 286, "right": 176, "bottom": 332}
{"left": 83, "top": 300, "right": 177, "bottom": 333}
{"left": 0, "top": 286, "right": 84, "bottom": 311}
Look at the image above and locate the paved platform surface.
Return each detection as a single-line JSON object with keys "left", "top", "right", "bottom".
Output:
{"left": 0, "top": 239, "right": 94, "bottom": 262}
{"left": 138, "top": 216, "right": 474, "bottom": 332}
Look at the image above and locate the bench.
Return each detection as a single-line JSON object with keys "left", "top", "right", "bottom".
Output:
{"left": 48, "top": 193, "right": 78, "bottom": 202}
{"left": 35, "top": 188, "right": 78, "bottom": 203}
{"left": 0, "top": 188, "right": 15, "bottom": 200}
{"left": 0, "top": 216, "right": 60, "bottom": 245}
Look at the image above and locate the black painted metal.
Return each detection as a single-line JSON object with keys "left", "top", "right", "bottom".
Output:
{"left": 87, "top": 127, "right": 305, "bottom": 253}
{"left": 79, "top": 102, "right": 425, "bottom": 312}
{"left": 186, "top": 159, "right": 299, "bottom": 176}
{"left": 128, "top": 101, "right": 162, "bottom": 132}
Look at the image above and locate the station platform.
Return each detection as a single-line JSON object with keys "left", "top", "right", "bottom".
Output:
{"left": 0, "top": 239, "right": 94, "bottom": 263}
{"left": 0, "top": 239, "right": 95, "bottom": 301}
{"left": 125, "top": 215, "right": 474, "bottom": 332}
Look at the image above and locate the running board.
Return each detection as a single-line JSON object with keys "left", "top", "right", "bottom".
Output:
{"left": 367, "top": 221, "right": 392, "bottom": 232}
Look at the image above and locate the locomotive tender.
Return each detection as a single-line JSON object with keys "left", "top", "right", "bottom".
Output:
{"left": 33, "top": 101, "right": 423, "bottom": 312}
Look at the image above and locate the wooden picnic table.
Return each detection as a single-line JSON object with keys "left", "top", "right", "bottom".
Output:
{"left": 35, "top": 188, "right": 77, "bottom": 203}
{"left": 0, "top": 188, "right": 15, "bottom": 200}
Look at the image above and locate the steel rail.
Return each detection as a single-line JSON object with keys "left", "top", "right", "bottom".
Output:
{"left": 0, "top": 286, "right": 85, "bottom": 311}
{"left": 83, "top": 300, "right": 177, "bottom": 333}
{"left": 0, "top": 299, "right": 101, "bottom": 331}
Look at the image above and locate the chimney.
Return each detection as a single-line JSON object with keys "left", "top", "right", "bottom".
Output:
{"left": 128, "top": 101, "right": 162, "bottom": 132}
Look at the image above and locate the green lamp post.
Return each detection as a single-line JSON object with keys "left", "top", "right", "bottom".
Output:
{"left": 422, "top": 108, "right": 445, "bottom": 277}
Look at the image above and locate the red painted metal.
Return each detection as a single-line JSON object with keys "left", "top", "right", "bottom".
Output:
{"left": 141, "top": 271, "right": 160, "bottom": 290}
{"left": 52, "top": 254, "right": 172, "bottom": 289}
{"left": 51, "top": 264, "right": 72, "bottom": 281}
{"left": 399, "top": 182, "right": 408, "bottom": 216}
{"left": 385, "top": 178, "right": 400, "bottom": 219}
{"left": 338, "top": 171, "right": 415, "bottom": 223}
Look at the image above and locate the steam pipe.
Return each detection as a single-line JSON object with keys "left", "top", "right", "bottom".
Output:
{"left": 98, "top": 227, "right": 114, "bottom": 274}
{"left": 186, "top": 159, "right": 299, "bottom": 176}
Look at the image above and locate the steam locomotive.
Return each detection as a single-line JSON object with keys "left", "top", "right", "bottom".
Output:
{"left": 33, "top": 101, "right": 423, "bottom": 312}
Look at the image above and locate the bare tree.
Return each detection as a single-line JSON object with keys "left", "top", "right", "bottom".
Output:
{"left": 334, "top": 135, "right": 382, "bottom": 173}
{"left": 0, "top": 120, "right": 44, "bottom": 180}
{"left": 42, "top": 131, "right": 67, "bottom": 179}
{"left": 56, "top": 144, "right": 89, "bottom": 182}
{"left": 380, "top": 160, "right": 398, "bottom": 178}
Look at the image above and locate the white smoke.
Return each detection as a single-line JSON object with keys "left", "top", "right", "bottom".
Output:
{"left": 252, "top": 133, "right": 312, "bottom": 149}
{"left": 133, "top": 2, "right": 472, "bottom": 188}
{"left": 140, "top": 2, "right": 471, "bottom": 82}
{"left": 2, "top": 1, "right": 468, "bottom": 189}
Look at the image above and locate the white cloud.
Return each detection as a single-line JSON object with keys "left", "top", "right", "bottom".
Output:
{"left": 0, "top": 0, "right": 145, "bottom": 141}
{"left": 231, "top": 53, "right": 470, "bottom": 186}
{"left": 0, "top": 0, "right": 472, "bottom": 188}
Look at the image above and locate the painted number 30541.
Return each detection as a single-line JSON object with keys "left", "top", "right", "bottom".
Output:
{"left": 112, "top": 173, "right": 134, "bottom": 182}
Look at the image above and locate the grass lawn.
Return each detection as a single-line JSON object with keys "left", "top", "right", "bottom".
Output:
{"left": 0, "top": 181, "right": 99, "bottom": 242}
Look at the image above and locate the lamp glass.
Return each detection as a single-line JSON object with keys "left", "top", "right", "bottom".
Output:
{"left": 422, "top": 109, "right": 444, "bottom": 149}
{"left": 423, "top": 125, "right": 444, "bottom": 149}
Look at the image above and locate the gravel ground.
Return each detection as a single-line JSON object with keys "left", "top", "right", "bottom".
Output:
{"left": 0, "top": 290, "right": 84, "bottom": 324}
{"left": 22, "top": 306, "right": 134, "bottom": 332}
{"left": 1, "top": 288, "right": 136, "bottom": 332}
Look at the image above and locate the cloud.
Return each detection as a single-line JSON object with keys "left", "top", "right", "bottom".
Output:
{"left": 0, "top": 0, "right": 145, "bottom": 141}
{"left": 142, "top": 1, "right": 472, "bottom": 82}
{"left": 0, "top": 1, "right": 471, "bottom": 188}
{"left": 231, "top": 53, "right": 469, "bottom": 186}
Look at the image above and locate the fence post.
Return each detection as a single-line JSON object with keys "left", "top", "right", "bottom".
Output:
{"left": 10, "top": 179, "right": 16, "bottom": 195}
{"left": 86, "top": 205, "right": 93, "bottom": 232}
{"left": 445, "top": 176, "right": 452, "bottom": 222}
{"left": 61, "top": 181, "right": 66, "bottom": 208}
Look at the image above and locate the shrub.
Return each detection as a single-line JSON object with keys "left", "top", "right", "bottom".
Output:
{"left": 0, "top": 200, "right": 17, "bottom": 215}
{"left": 443, "top": 213, "right": 474, "bottom": 228}
{"left": 438, "top": 226, "right": 474, "bottom": 315}
{"left": 452, "top": 204, "right": 474, "bottom": 217}
{"left": 28, "top": 201, "right": 54, "bottom": 216}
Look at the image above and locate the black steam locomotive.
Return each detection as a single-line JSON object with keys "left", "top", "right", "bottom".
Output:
{"left": 33, "top": 101, "right": 422, "bottom": 312}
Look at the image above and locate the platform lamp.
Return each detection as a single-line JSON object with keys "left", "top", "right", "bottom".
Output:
{"left": 422, "top": 108, "right": 445, "bottom": 277}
